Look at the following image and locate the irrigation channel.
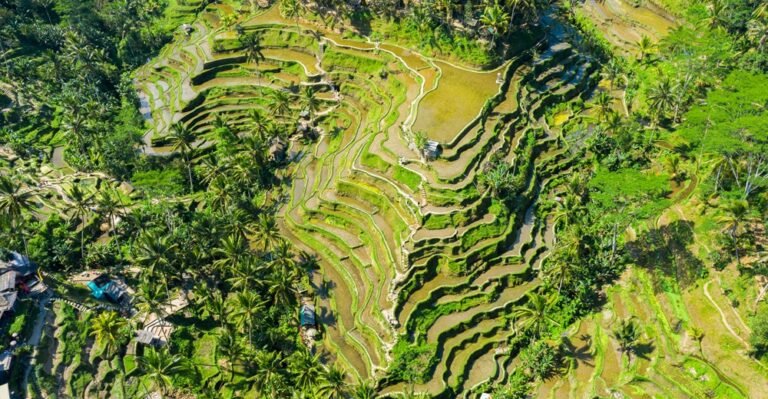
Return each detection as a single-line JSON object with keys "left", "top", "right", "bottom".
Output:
{"left": 131, "top": 4, "right": 620, "bottom": 397}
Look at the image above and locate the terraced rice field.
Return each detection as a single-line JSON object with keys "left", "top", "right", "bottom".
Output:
{"left": 535, "top": 266, "right": 762, "bottom": 399}
{"left": 134, "top": 6, "right": 602, "bottom": 397}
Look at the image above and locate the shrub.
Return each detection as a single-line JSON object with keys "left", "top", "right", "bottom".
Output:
{"left": 520, "top": 341, "right": 559, "bottom": 380}
{"left": 132, "top": 169, "right": 185, "bottom": 196}
{"left": 493, "top": 369, "right": 530, "bottom": 399}
{"left": 750, "top": 304, "right": 768, "bottom": 359}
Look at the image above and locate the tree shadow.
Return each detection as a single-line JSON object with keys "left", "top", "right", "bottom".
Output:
{"left": 318, "top": 305, "right": 337, "bottom": 327}
{"left": 626, "top": 220, "right": 704, "bottom": 290}
{"left": 634, "top": 340, "right": 655, "bottom": 360}
{"left": 560, "top": 336, "right": 594, "bottom": 370}
{"left": 311, "top": 277, "right": 335, "bottom": 300}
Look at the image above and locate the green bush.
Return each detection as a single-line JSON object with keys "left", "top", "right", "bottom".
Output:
{"left": 132, "top": 169, "right": 185, "bottom": 196}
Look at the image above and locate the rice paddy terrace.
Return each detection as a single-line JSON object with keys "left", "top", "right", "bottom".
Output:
{"left": 135, "top": 6, "right": 602, "bottom": 397}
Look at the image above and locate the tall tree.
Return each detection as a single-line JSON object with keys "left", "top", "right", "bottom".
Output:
{"left": 65, "top": 183, "right": 94, "bottom": 266}
{"left": 90, "top": 311, "right": 127, "bottom": 358}
{"left": 0, "top": 175, "right": 38, "bottom": 254}
{"left": 317, "top": 366, "right": 348, "bottom": 399}
{"left": 512, "top": 291, "right": 559, "bottom": 336}
{"left": 139, "top": 347, "right": 188, "bottom": 396}
{"left": 612, "top": 317, "right": 642, "bottom": 361}
{"left": 168, "top": 122, "right": 198, "bottom": 193}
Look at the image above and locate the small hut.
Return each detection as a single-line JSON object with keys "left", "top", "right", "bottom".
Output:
{"left": 87, "top": 274, "right": 130, "bottom": 306}
{"left": 423, "top": 140, "right": 441, "bottom": 161}
{"left": 300, "top": 304, "right": 316, "bottom": 328}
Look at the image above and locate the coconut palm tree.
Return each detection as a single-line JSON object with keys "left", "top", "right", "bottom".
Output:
{"left": 718, "top": 199, "right": 750, "bottom": 264}
{"left": 602, "top": 58, "right": 623, "bottom": 90}
{"left": 204, "top": 290, "right": 228, "bottom": 328}
{"left": 253, "top": 213, "right": 280, "bottom": 252}
{"left": 227, "top": 257, "right": 264, "bottom": 292}
{"left": 612, "top": 317, "right": 641, "bottom": 361}
{"left": 647, "top": 78, "right": 675, "bottom": 126}
{"left": 231, "top": 291, "right": 264, "bottom": 347}
{"left": 249, "top": 108, "right": 269, "bottom": 140}
{"left": 270, "top": 90, "right": 293, "bottom": 121}
{"left": 240, "top": 32, "right": 265, "bottom": 66}
{"left": 134, "top": 278, "right": 168, "bottom": 324}
{"left": 168, "top": 122, "right": 198, "bottom": 193}
{"left": 480, "top": 1, "right": 510, "bottom": 43}
{"left": 351, "top": 379, "right": 377, "bottom": 399}
{"left": 0, "top": 175, "right": 38, "bottom": 255}
{"left": 90, "top": 311, "right": 127, "bottom": 358}
{"left": 267, "top": 267, "right": 298, "bottom": 308}
{"left": 95, "top": 185, "right": 125, "bottom": 247}
{"left": 512, "top": 291, "right": 559, "bottom": 336}
{"left": 216, "top": 328, "right": 244, "bottom": 381}
{"left": 317, "top": 365, "right": 348, "bottom": 399}
{"left": 543, "top": 257, "right": 574, "bottom": 294}
{"left": 636, "top": 35, "right": 655, "bottom": 62}
{"left": 250, "top": 350, "right": 287, "bottom": 397}
{"left": 134, "top": 231, "right": 177, "bottom": 276}
{"left": 593, "top": 91, "right": 613, "bottom": 122}
{"left": 280, "top": 0, "right": 302, "bottom": 28}
{"left": 65, "top": 183, "right": 93, "bottom": 266}
{"left": 288, "top": 347, "right": 323, "bottom": 392}
{"left": 213, "top": 233, "right": 250, "bottom": 274}
{"left": 303, "top": 86, "right": 320, "bottom": 119}
{"left": 139, "top": 347, "right": 188, "bottom": 396}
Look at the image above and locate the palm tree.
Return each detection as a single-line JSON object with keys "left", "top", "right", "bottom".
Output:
{"left": 95, "top": 185, "right": 124, "bottom": 244}
{"left": 289, "top": 347, "right": 323, "bottom": 392}
{"left": 134, "top": 278, "right": 168, "bottom": 325}
{"left": 0, "top": 175, "right": 38, "bottom": 255}
{"left": 139, "top": 347, "right": 188, "bottom": 396}
{"left": 602, "top": 58, "right": 623, "bottom": 90}
{"left": 636, "top": 35, "right": 655, "bottom": 62}
{"left": 646, "top": 78, "right": 675, "bottom": 126}
{"left": 280, "top": 0, "right": 302, "bottom": 28}
{"left": 204, "top": 290, "right": 228, "bottom": 328}
{"left": 249, "top": 108, "right": 269, "bottom": 140}
{"left": 227, "top": 257, "right": 264, "bottom": 292}
{"left": 250, "top": 350, "right": 287, "bottom": 398}
{"left": 317, "top": 366, "right": 348, "bottom": 399}
{"left": 213, "top": 233, "right": 250, "bottom": 274}
{"left": 480, "top": 1, "right": 510, "bottom": 43}
{"left": 543, "top": 257, "right": 574, "bottom": 294}
{"left": 240, "top": 32, "right": 265, "bottom": 66}
{"left": 267, "top": 267, "right": 298, "bottom": 307}
{"left": 230, "top": 291, "right": 264, "bottom": 346}
{"left": 270, "top": 90, "right": 293, "bottom": 121}
{"left": 133, "top": 231, "right": 178, "bottom": 297}
{"left": 593, "top": 91, "right": 613, "bottom": 122}
{"left": 512, "top": 291, "right": 559, "bottom": 336}
{"left": 718, "top": 199, "right": 750, "bottom": 264}
{"left": 90, "top": 311, "right": 127, "bottom": 358}
{"left": 612, "top": 317, "right": 641, "bottom": 361}
{"left": 303, "top": 86, "right": 320, "bottom": 119}
{"left": 252, "top": 213, "right": 280, "bottom": 252}
{"left": 168, "top": 122, "right": 198, "bottom": 193}
{"left": 351, "top": 378, "right": 377, "bottom": 399}
{"left": 216, "top": 328, "right": 244, "bottom": 381}
{"left": 706, "top": 0, "right": 729, "bottom": 29}
{"left": 65, "top": 183, "right": 93, "bottom": 266}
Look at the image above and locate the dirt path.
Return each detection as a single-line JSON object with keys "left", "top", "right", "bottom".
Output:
{"left": 703, "top": 279, "right": 750, "bottom": 348}
{"left": 21, "top": 291, "right": 53, "bottom": 396}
